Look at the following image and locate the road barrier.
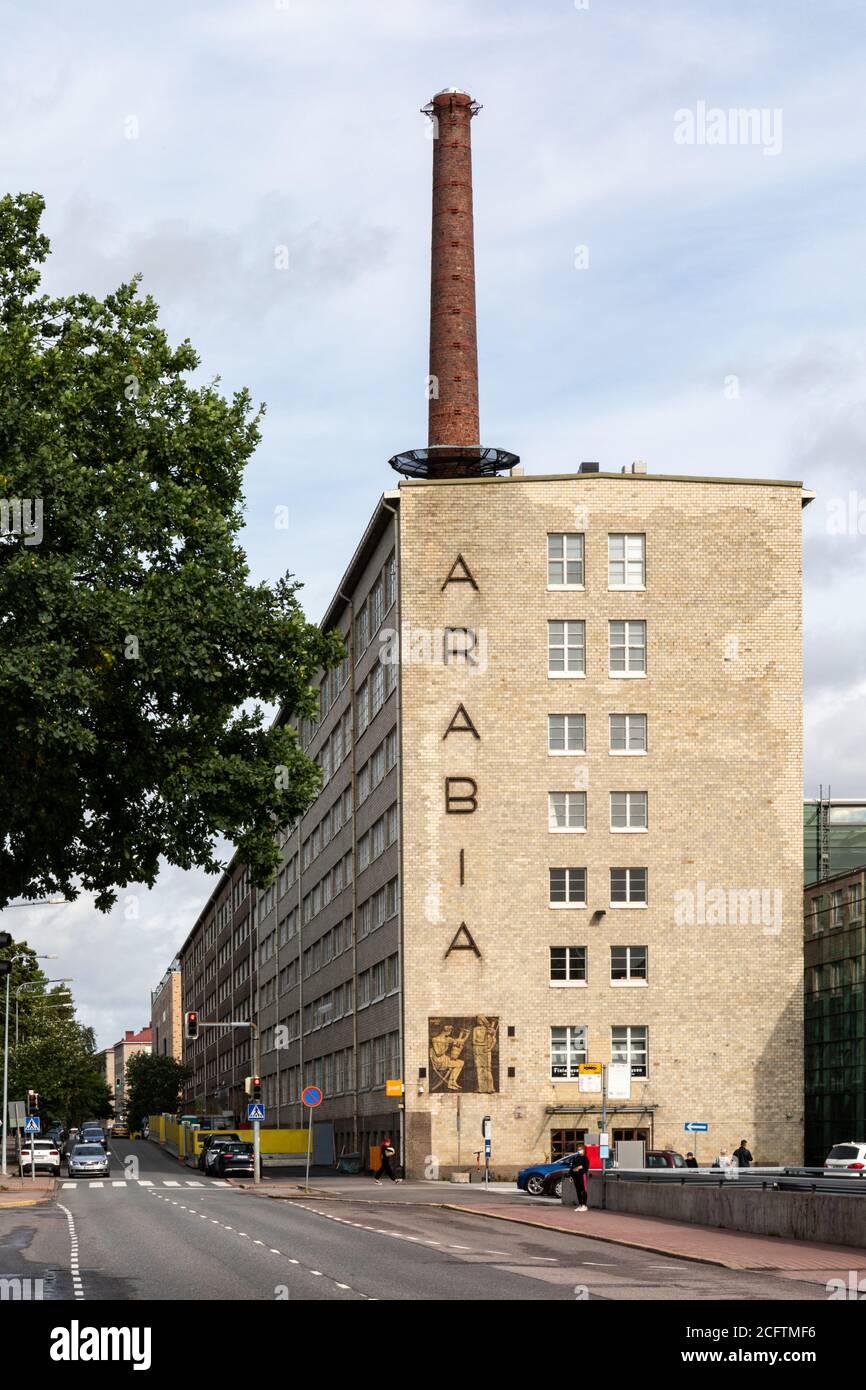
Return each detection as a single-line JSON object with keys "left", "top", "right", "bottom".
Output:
{"left": 588, "top": 1169, "right": 866, "bottom": 1248}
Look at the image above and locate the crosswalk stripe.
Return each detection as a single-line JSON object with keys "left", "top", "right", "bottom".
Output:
{"left": 164, "top": 1181, "right": 180, "bottom": 1187}
{"left": 186, "top": 1180, "right": 204, "bottom": 1186}
{"left": 62, "top": 1182, "right": 75, "bottom": 1188}
{"left": 91, "top": 1182, "right": 104, "bottom": 1188}
{"left": 138, "top": 1180, "right": 154, "bottom": 1186}
{"left": 112, "top": 1181, "right": 126, "bottom": 1187}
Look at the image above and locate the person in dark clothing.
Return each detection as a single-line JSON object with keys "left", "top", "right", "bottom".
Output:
{"left": 733, "top": 1140, "right": 753, "bottom": 1168}
{"left": 684, "top": 1152, "right": 699, "bottom": 1168}
{"left": 567, "top": 1144, "right": 591, "bottom": 1211}
{"left": 374, "top": 1136, "right": 402, "bottom": 1184}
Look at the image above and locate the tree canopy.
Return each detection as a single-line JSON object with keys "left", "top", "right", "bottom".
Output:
{"left": 124, "top": 1052, "right": 191, "bottom": 1130}
{"left": 0, "top": 193, "right": 341, "bottom": 910}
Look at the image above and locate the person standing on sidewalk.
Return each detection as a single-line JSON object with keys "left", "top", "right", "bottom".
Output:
{"left": 568, "top": 1144, "right": 591, "bottom": 1212}
{"left": 733, "top": 1139, "right": 753, "bottom": 1168}
{"left": 684, "top": 1152, "right": 699, "bottom": 1168}
{"left": 374, "top": 1135, "right": 402, "bottom": 1185}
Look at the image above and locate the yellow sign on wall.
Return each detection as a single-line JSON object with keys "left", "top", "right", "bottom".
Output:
{"left": 579, "top": 1063, "right": 602, "bottom": 1074}
{"left": 385, "top": 1079, "right": 404, "bottom": 1097}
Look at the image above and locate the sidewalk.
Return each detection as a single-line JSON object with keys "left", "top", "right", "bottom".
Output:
{"left": 0, "top": 1173, "right": 56, "bottom": 1207}
{"left": 247, "top": 1175, "right": 520, "bottom": 1202}
{"left": 451, "top": 1198, "right": 866, "bottom": 1278}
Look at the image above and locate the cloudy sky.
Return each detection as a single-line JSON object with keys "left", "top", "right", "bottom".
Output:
{"left": 3, "top": 0, "right": 864, "bottom": 1048}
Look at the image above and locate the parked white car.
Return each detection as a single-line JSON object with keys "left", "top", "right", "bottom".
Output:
{"left": 18, "top": 1139, "right": 62, "bottom": 1177}
{"left": 824, "top": 1142, "right": 866, "bottom": 1171}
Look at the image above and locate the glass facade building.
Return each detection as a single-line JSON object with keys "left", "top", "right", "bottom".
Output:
{"left": 804, "top": 800, "right": 866, "bottom": 885}
{"left": 803, "top": 866, "right": 866, "bottom": 1165}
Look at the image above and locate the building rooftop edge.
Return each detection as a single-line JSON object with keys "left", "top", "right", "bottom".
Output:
{"left": 399, "top": 470, "right": 809, "bottom": 491}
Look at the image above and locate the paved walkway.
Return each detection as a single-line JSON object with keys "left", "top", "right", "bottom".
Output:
{"left": 0, "top": 1173, "right": 55, "bottom": 1207}
{"left": 452, "top": 1199, "right": 866, "bottom": 1278}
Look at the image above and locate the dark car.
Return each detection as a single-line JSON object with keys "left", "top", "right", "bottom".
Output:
{"left": 81, "top": 1126, "right": 107, "bottom": 1149}
{"left": 198, "top": 1132, "right": 241, "bottom": 1172}
{"left": 645, "top": 1150, "right": 687, "bottom": 1168}
{"left": 214, "top": 1142, "right": 255, "bottom": 1178}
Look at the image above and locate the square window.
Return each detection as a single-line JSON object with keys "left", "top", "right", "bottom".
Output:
{"left": 550, "top": 1025, "right": 587, "bottom": 1079}
{"left": 609, "top": 713, "right": 647, "bottom": 753}
{"left": 550, "top": 945, "right": 587, "bottom": 984}
{"left": 610, "top": 791, "right": 648, "bottom": 830}
{"left": 548, "top": 713, "right": 586, "bottom": 754}
{"left": 608, "top": 533, "right": 646, "bottom": 588}
{"left": 549, "top": 791, "right": 587, "bottom": 831}
{"left": 611, "top": 945, "right": 647, "bottom": 981}
{"left": 549, "top": 867, "right": 587, "bottom": 906}
{"left": 548, "top": 621, "right": 585, "bottom": 676}
{"left": 548, "top": 533, "right": 585, "bottom": 587}
{"left": 610, "top": 867, "right": 647, "bottom": 905}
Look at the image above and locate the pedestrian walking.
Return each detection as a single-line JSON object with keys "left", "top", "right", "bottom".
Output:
{"left": 684, "top": 1152, "right": 699, "bottom": 1168}
{"left": 374, "top": 1135, "right": 402, "bottom": 1184}
{"left": 568, "top": 1143, "right": 591, "bottom": 1212}
{"left": 732, "top": 1139, "right": 753, "bottom": 1168}
{"left": 714, "top": 1148, "right": 733, "bottom": 1171}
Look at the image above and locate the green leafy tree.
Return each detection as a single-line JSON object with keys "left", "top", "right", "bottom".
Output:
{"left": 10, "top": 1012, "right": 112, "bottom": 1128}
{"left": 124, "top": 1052, "right": 191, "bottom": 1130}
{"left": 0, "top": 193, "right": 342, "bottom": 910}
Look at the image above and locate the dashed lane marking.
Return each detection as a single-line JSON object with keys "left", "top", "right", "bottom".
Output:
{"left": 57, "top": 1203, "right": 84, "bottom": 1301}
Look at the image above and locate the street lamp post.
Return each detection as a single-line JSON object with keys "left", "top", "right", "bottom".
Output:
{"left": 1, "top": 953, "right": 59, "bottom": 1177}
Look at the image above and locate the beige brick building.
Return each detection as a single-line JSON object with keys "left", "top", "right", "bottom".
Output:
{"left": 398, "top": 466, "right": 809, "bottom": 1173}
{"left": 151, "top": 961, "right": 183, "bottom": 1063}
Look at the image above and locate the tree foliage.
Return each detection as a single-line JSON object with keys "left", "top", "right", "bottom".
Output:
{"left": 124, "top": 1051, "right": 191, "bottom": 1130}
{"left": 0, "top": 193, "right": 341, "bottom": 910}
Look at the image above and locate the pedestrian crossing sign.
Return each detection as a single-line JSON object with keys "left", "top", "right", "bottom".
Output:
{"left": 24, "top": 1116, "right": 40, "bottom": 1134}
{"left": 246, "top": 1102, "right": 265, "bottom": 1121}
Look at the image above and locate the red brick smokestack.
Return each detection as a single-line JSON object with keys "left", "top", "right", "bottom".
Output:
{"left": 427, "top": 88, "right": 480, "bottom": 451}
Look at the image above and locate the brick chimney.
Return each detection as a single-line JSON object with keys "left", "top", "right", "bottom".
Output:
{"left": 389, "top": 90, "right": 518, "bottom": 479}
{"left": 427, "top": 88, "right": 480, "bottom": 450}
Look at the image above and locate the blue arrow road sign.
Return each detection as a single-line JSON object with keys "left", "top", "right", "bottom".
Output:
{"left": 247, "top": 1102, "right": 265, "bottom": 1121}
{"left": 684, "top": 1122, "right": 709, "bottom": 1133}
{"left": 23, "top": 1116, "right": 40, "bottom": 1134}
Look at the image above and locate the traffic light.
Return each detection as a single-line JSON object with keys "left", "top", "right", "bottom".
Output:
{"left": 27, "top": 1090, "right": 39, "bottom": 1112}
{"left": 245, "top": 1076, "right": 261, "bottom": 1100}
{"left": 184, "top": 1011, "right": 199, "bottom": 1040}
{"left": 0, "top": 930, "right": 11, "bottom": 975}
{"left": 115, "top": 1078, "right": 121, "bottom": 1090}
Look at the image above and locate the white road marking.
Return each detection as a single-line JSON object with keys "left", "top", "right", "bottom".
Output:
{"left": 57, "top": 1203, "right": 84, "bottom": 1301}
{"left": 139, "top": 1180, "right": 153, "bottom": 1186}
{"left": 91, "top": 1182, "right": 103, "bottom": 1189}
{"left": 111, "top": 1181, "right": 126, "bottom": 1187}
{"left": 164, "top": 1181, "right": 180, "bottom": 1187}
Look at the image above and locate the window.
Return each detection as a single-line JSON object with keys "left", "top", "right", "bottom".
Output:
{"left": 850, "top": 881, "right": 863, "bottom": 923}
{"left": 549, "top": 867, "right": 586, "bottom": 907}
{"left": 355, "top": 605, "right": 369, "bottom": 654}
{"left": 611, "top": 945, "right": 647, "bottom": 983}
{"left": 549, "top": 945, "right": 587, "bottom": 985}
{"left": 357, "top": 681, "right": 368, "bottom": 734}
{"left": 609, "top": 621, "right": 646, "bottom": 676}
{"left": 548, "top": 621, "right": 585, "bottom": 677}
{"left": 548, "top": 533, "right": 584, "bottom": 588}
{"left": 550, "top": 1128, "right": 587, "bottom": 1160}
{"left": 357, "top": 762, "right": 370, "bottom": 803}
{"left": 370, "top": 662, "right": 385, "bottom": 717}
{"left": 610, "top": 867, "right": 647, "bottom": 906}
{"left": 610, "top": 791, "right": 648, "bottom": 831}
{"left": 832, "top": 890, "right": 845, "bottom": 928}
{"left": 386, "top": 728, "right": 398, "bottom": 769}
{"left": 810, "top": 895, "right": 826, "bottom": 934}
{"left": 358, "top": 833, "right": 370, "bottom": 872}
{"left": 370, "top": 580, "right": 384, "bottom": 634}
{"left": 371, "top": 816, "right": 385, "bottom": 859}
{"left": 384, "top": 551, "right": 396, "bottom": 610}
{"left": 612, "top": 1024, "right": 648, "bottom": 1077}
{"left": 609, "top": 713, "right": 647, "bottom": 753}
{"left": 550, "top": 1025, "right": 587, "bottom": 1079}
{"left": 548, "top": 713, "right": 585, "bottom": 754}
{"left": 371, "top": 744, "right": 385, "bottom": 787}
{"left": 548, "top": 791, "right": 587, "bottom": 832}
{"left": 608, "top": 534, "right": 645, "bottom": 588}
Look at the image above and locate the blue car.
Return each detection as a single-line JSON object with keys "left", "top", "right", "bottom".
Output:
{"left": 517, "top": 1153, "right": 578, "bottom": 1197}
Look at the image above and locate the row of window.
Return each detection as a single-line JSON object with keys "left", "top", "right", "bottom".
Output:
{"left": 552, "top": 1024, "right": 648, "bottom": 1078}
{"left": 549, "top": 712, "right": 647, "bottom": 754}
{"left": 302, "top": 851, "right": 354, "bottom": 923}
{"left": 550, "top": 944, "right": 648, "bottom": 985}
{"left": 548, "top": 791, "right": 648, "bottom": 832}
{"left": 357, "top": 728, "right": 398, "bottom": 803}
{"left": 358, "top": 804, "right": 398, "bottom": 872}
{"left": 806, "top": 882, "right": 864, "bottom": 934}
{"left": 549, "top": 620, "right": 647, "bottom": 677}
{"left": 548, "top": 532, "right": 646, "bottom": 591}
{"left": 551, "top": 866, "right": 648, "bottom": 906}
{"left": 303, "top": 789, "right": 353, "bottom": 870}
{"left": 355, "top": 552, "right": 397, "bottom": 657}
{"left": 356, "top": 656, "right": 397, "bottom": 736}
{"left": 269, "top": 1028, "right": 400, "bottom": 1105}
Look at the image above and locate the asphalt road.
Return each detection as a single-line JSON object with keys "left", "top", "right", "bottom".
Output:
{"left": 0, "top": 1139, "right": 832, "bottom": 1301}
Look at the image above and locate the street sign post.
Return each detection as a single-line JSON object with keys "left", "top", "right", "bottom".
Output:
{"left": 301, "top": 1086, "right": 323, "bottom": 1194}
{"left": 684, "top": 1121, "right": 709, "bottom": 1164}
{"left": 481, "top": 1115, "right": 492, "bottom": 1189}
{"left": 24, "top": 1113, "right": 40, "bottom": 1181}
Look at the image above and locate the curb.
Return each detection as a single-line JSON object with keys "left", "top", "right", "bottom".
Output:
{"left": 438, "top": 1203, "right": 760, "bottom": 1271}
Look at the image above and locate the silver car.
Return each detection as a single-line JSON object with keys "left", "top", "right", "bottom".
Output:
{"left": 67, "top": 1142, "right": 110, "bottom": 1178}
